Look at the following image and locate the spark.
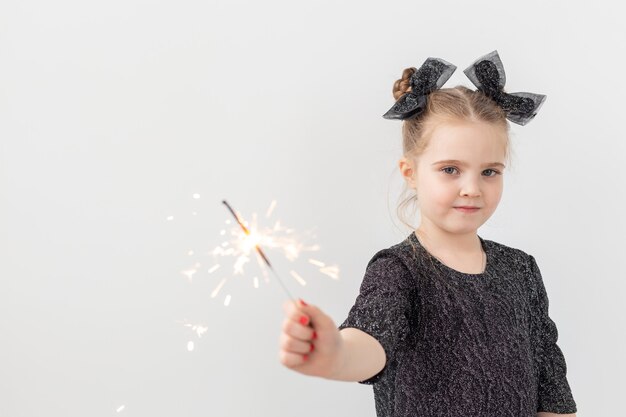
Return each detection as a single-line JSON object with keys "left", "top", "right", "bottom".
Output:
{"left": 284, "top": 244, "right": 299, "bottom": 261}
{"left": 212, "top": 246, "right": 235, "bottom": 256}
{"left": 180, "top": 268, "right": 196, "bottom": 283}
{"left": 256, "top": 254, "right": 270, "bottom": 284}
{"left": 187, "top": 341, "right": 195, "bottom": 351}
{"left": 171, "top": 199, "right": 338, "bottom": 307}
{"left": 183, "top": 321, "right": 208, "bottom": 338}
{"left": 215, "top": 200, "right": 341, "bottom": 305}
{"left": 308, "top": 258, "right": 325, "bottom": 267}
{"left": 116, "top": 405, "right": 125, "bottom": 413}
{"left": 222, "top": 200, "right": 299, "bottom": 304}
{"left": 309, "top": 258, "right": 339, "bottom": 279}
{"left": 320, "top": 265, "right": 340, "bottom": 280}
{"left": 233, "top": 254, "right": 250, "bottom": 275}
{"left": 166, "top": 215, "right": 174, "bottom": 221}
{"left": 266, "top": 199, "right": 277, "bottom": 218}
{"left": 290, "top": 270, "right": 307, "bottom": 286}
{"left": 211, "top": 278, "right": 227, "bottom": 298}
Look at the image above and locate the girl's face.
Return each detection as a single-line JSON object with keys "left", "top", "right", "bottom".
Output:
{"left": 400, "top": 119, "right": 506, "bottom": 236}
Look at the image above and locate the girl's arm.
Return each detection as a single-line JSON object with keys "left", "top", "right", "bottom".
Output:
{"left": 528, "top": 256, "right": 577, "bottom": 414}
{"left": 279, "top": 300, "right": 386, "bottom": 382}
{"left": 329, "top": 327, "right": 386, "bottom": 382}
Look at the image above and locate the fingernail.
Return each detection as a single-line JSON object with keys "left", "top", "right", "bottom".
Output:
{"left": 299, "top": 299, "right": 308, "bottom": 306}
{"left": 310, "top": 343, "right": 315, "bottom": 352}
{"left": 303, "top": 354, "right": 308, "bottom": 361}
{"left": 299, "top": 316, "right": 309, "bottom": 325}
{"left": 312, "top": 331, "right": 317, "bottom": 340}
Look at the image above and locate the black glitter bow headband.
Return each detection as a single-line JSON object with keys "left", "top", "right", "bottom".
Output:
{"left": 382, "top": 57, "right": 456, "bottom": 121}
{"left": 383, "top": 50, "right": 547, "bottom": 126}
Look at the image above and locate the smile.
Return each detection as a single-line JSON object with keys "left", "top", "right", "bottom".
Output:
{"left": 454, "top": 207, "right": 480, "bottom": 213}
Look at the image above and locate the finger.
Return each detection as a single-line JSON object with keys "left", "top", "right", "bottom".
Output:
{"left": 279, "top": 349, "right": 309, "bottom": 368}
{"left": 282, "top": 299, "right": 312, "bottom": 328}
{"left": 282, "top": 317, "right": 315, "bottom": 341}
{"left": 280, "top": 332, "right": 315, "bottom": 354}
{"left": 282, "top": 299, "right": 296, "bottom": 316}
{"left": 282, "top": 299, "right": 306, "bottom": 322}
{"left": 296, "top": 301, "right": 331, "bottom": 331}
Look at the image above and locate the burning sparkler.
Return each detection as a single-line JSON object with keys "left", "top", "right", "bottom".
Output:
{"left": 168, "top": 196, "right": 339, "bottom": 353}
{"left": 170, "top": 196, "right": 339, "bottom": 308}
{"left": 222, "top": 199, "right": 299, "bottom": 307}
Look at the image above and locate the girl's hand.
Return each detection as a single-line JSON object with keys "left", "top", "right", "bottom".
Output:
{"left": 279, "top": 299, "right": 343, "bottom": 379}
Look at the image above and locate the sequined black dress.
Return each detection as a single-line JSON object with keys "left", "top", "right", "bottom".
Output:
{"left": 338, "top": 232, "right": 577, "bottom": 416}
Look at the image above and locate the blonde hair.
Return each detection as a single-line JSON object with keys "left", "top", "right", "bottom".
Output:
{"left": 392, "top": 67, "right": 513, "bottom": 231}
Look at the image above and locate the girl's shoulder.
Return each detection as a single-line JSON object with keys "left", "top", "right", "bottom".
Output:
{"left": 371, "top": 234, "right": 536, "bottom": 275}
{"left": 476, "top": 236, "right": 540, "bottom": 278}
{"left": 480, "top": 236, "right": 532, "bottom": 261}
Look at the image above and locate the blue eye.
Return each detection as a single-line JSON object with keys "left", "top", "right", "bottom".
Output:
{"left": 483, "top": 169, "right": 502, "bottom": 177}
{"left": 440, "top": 167, "right": 502, "bottom": 176}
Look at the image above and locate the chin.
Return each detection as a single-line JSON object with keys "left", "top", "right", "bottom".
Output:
{"left": 447, "top": 219, "right": 487, "bottom": 234}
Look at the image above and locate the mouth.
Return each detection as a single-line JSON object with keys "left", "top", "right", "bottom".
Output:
{"left": 454, "top": 206, "right": 481, "bottom": 212}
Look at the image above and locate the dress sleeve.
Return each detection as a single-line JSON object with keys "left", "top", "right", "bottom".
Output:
{"left": 528, "top": 255, "right": 577, "bottom": 413}
{"left": 337, "top": 251, "right": 414, "bottom": 385}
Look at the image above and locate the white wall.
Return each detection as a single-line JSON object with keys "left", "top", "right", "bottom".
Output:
{"left": 1, "top": 0, "right": 623, "bottom": 415}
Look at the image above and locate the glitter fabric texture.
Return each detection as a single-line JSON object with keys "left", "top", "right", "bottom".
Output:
{"left": 382, "top": 50, "right": 546, "bottom": 126}
{"left": 382, "top": 57, "right": 456, "bottom": 120}
{"left": 338, "top": 232, "right": 577, "bottom": 417}
{"left": 463, "top": 50, "right": 547, "bottom": 126}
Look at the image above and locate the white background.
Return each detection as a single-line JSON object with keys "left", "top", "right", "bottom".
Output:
{"left": 1, "top": 0, "right": 624, "bottom": 416}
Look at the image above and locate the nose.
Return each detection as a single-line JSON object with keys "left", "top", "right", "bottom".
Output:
{"left": 460, "top": 178, "right": 482, "bottom": 198}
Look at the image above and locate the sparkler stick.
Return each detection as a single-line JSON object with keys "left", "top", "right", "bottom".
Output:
{"left": 222, "top": 200, "right": 300, "bottom": 308}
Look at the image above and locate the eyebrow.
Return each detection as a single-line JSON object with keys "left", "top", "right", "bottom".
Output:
{"left": 431, "top": 159, "right": 506, "bottom": 168}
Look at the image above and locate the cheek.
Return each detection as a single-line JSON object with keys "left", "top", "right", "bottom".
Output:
{"left": 418, "top": 178, "right": 456, "bottom": 206}
{"left": 433, "top": 187, "right": 456, "bottom": 205}
{"left": 487, "top": 180, "right": 504, "bottom": 202}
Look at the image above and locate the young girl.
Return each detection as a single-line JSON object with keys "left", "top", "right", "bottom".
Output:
{"left": 278, "top": 51, "right": 577, "bottom": 417}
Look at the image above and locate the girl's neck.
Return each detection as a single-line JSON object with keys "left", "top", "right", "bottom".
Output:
{"left": 414, "top": 225, "right": 482, "bottom": 256}
{"left": 414, "top": 226, "right": 486, "bottom": 274}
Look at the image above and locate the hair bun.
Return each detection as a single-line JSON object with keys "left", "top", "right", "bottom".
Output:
{"left": 392, "top": 67, "right": 417, "bottom": 100}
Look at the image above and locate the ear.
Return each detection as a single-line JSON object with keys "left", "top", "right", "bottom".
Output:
{"left": 398, "top": 157, "right": 417, "bottom": 189}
